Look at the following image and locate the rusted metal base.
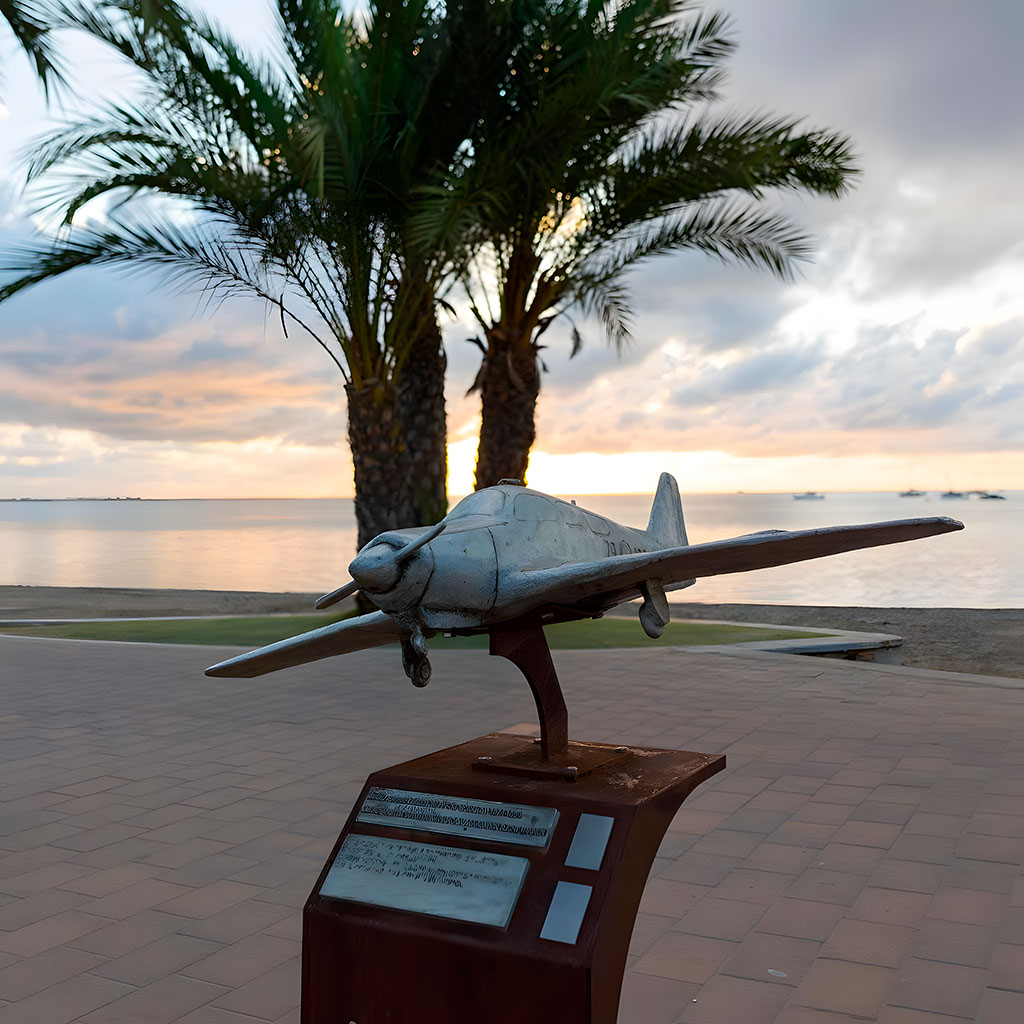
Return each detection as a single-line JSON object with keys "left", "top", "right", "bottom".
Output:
{"left": 471, "top": 739, "right": 632, "bottom": 781}
{"left": 302, "top": 732, "right": 725, "bottom": 1024}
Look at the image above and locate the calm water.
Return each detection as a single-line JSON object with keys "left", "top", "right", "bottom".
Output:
{"left": 0, "top": 492, "right": 1019, "bottom": 607}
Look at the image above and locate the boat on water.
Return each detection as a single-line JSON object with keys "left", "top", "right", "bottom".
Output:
{"left": 899, "top": 489, "right": 925, "bottom": 497}
{"left": 940, "top": 491, "right": 966, "bottom": 499}
{"left": 979, "top": 492, "right": 1007, "bottom": 500}
{"left": 793, "top": 492, "right": 825, "bottom": 500}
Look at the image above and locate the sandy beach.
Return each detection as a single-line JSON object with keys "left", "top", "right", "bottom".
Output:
{"left": 1, "top": 585, "right": 1020, "bottom": 680}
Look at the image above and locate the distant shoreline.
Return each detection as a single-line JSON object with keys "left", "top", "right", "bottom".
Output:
{"left": 2, "top": 490, "right": 1018, "bottom": 502}
{"left": 0, "top": 586, "right": 1020, "bottom": 681}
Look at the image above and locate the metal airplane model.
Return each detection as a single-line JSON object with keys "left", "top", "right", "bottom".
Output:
{"left": 207, "top": 474, "right": 962, "bottom": 686}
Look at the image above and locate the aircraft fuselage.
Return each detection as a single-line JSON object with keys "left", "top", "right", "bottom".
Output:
{"left": 360, "top": 484, "right": 657, "bottom": 632}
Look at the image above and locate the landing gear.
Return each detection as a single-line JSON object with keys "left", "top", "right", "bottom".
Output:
{"left": 401, "top": 630, "right": 432, "bottom": 688}
{"left": 638, "top": 580, "right": 670, "bottom": 638}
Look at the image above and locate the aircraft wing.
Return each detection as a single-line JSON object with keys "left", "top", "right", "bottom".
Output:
{"left": 205, "top": 610, "right": 407, "bottom": 678}
{"left": 503, "top": 516, "right": 964, "bottom": 616}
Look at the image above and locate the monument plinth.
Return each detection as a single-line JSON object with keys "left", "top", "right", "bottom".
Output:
{"left": 302, "top": 733, "right": 724, "bottom": 1024}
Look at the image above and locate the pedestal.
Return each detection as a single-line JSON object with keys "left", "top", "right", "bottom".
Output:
{"left": 301, "top": 732, "right": 725, "bottom": 1024}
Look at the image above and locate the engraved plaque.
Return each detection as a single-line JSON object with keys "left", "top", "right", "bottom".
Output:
{"left": 321, "top": 834, "right": 529, "bottom": 928}
{"left": 356, "top": 787, "right": 558, "bottom": 848}
{"left": 540, "top": 881, "right": 593, "bottom": 944}
{"left": 565, "top": 813, "right": 615, "bottom": 871}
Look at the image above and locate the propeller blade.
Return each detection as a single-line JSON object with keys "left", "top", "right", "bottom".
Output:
{"left": 314, "top": 579, "right": 360, "bottom": 610}
{"left": 395, "top": 520, "right": 446, "bottom": 564}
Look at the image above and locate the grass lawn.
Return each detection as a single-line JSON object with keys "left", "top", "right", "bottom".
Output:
{"left": 0, "top": 614, "right": 829, "bottom": 649}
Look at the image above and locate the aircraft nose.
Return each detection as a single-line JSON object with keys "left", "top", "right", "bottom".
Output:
{"left": 349, "top": 543, "right": 400, "bottom": 593}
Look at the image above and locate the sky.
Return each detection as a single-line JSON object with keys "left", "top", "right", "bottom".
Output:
{"left": 1, "top": 0, "right": 1022, "bottom": 499}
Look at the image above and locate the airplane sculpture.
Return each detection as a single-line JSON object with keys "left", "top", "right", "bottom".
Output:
{"left": 206, "top": 474, "right": 963, "bottom": 687}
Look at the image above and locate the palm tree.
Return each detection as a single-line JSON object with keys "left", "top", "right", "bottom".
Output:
{"left": 0, "top": 0, "right": 518, "bottom": 548}
{"left": 446, "top": 0, "right": 858, "bottom": 489}
{"left": 1, "top": 0, "right": 66, "bottom": 96}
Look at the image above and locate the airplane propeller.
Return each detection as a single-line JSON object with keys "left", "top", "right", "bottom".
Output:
{"left": 313, "top": 579, "right": 360, "bottom": 610}
{"left": 313, "top": 520, "right": 448, "bottom": 609}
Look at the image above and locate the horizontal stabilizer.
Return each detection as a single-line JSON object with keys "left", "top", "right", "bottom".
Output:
{"left": 205, "top": 610, "right": 407, "bottom": 678}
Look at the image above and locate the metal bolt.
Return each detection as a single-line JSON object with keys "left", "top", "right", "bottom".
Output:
{"left": 564, "top": 765, "right": 578, "bottom": 781}
{"left": 477, "top": 755, "right": 492, "bottom": 763}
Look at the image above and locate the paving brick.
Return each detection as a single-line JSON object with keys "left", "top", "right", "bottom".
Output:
{"left": 832, "top": 819, "right": 904, "bottom": 849}
{"left": 0, "top": 946, "right": 106, "bottom": 1001}
{"left": 869, "top": 857, "right": 946, "bottom": 894}
{"left": 86, "top": 879, "right": 194, "bottom": 919}
{"left": 172, "top": 1008, "right": 275, "bottom": 1024}
{"left": 905, "top": 812, "right": 971, "bottom": 838}
{"left": 70, "top": 909, "right": 192, "bottom": 957}
{"left": 140, "top": 838, "right": 233, "bottom": 870}
{"left": 784, "top": 868, "right": 865, "bottom": 906}
{"left": 616, "top": 972, "right": 699, "bottom": 1024}
{"left": 0, "top": 888, "right": 89, "bottom": 930}
{"left": 814, "top": 842, "right": 887, "bottom": 875}
{"left": 58, "top": 863, "right": 161, "bottom": 898}
{"left": 888, "top": 833, "right": 958, "bottom": 865}
{"left": 0, "top": 861, "right": 95, "bottom": 898}
{"left": 944, "top": 856, "right": 1017, "bottom": 894}
{"left": 847, "top": 887, "right": 931, "bottom": 927}
{"left": 718, "top": 931, "right": 819, "bottom": 987}
{"left": 742, "top": 842, "right": 815, "bottom": 875}
{"left": 155, "top": 880, "right": 265, "bottom": 920}
{"left": 710, "top": 867, "right": 797, "bottom": 906}
{"left": 889, "top": 957, "right": 989, "bottom": 1018}
{"left": 928, "top": 886, "right": 1009, "bottom": 927}
{"left": 626, "top": 911, "right": 675, "bottom": 956}
{"left": 848, "top": 800, "right": 916, "bottom": 825}
{"left": 638, "top": 878, "right": 709, "bottom": 918}
{"left": 909, "top": 918, "right": 998, "bottom": 968}
{"left": 989, "top": 941, "right": 1024, "bottom": 991}
{"left": 211, "top": 959, "right": 300, "bottom": 1021}
{"left": 875, "top": 1009, "right": 971, "bottom": 1024}
{"left": 657, "top": 852, "right": 740, "bottom": 886}
{"left": 155, "top": 853, "right": 261, "bottom": 888}
{"left": 774, "top": 1008, "right": 865, "bottom": 1023}
{"left": 0, "top": 910, "right": 112, "bottom": 957}
{"left": 754, "top": 898, "right": 845, "bottom": 942}
{"left": 632, "top": 931, "right": 735, "bottom": 984}
{"left": 673, "top": 897, "right": 765, "bottom": 941}
{"left": 976, "top": 987, "right": 1024, "bottom": 1024}
{"left": 677, "top": 974, "right": 791, "bottom": 1023}
{"left": 688, "top": 829, "right": 762, "bottom": 858}
{"left": 78, "top": 973, "right": 229, "bottom": 1024}
{"left": 793, "top": 959, "right": 896, "bottom": 1018}
{"left": 182, "top": 934, "right": 299, "bottom": 988}
{"left": 176, "top": 898, "right": 295, "bottom": 946}
{"left": 0, "top": 972, "right": 133, "bottom": 1024}
{"left": 768, "top": 821, "right": 838, "bottom": 849}
{"left": 821, "top": 918, "right": 915, "bottom": 967}
{"left": 90, "top": 933, "right": 223, "bottom": 986}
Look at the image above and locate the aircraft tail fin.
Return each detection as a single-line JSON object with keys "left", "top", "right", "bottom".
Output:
{"left": 647, "top": 472, "right": 688, "bottom": 548}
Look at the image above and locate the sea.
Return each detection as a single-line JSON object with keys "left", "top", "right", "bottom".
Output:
{"left": 0, "top": 491, "right": 1020, "bottom": 608}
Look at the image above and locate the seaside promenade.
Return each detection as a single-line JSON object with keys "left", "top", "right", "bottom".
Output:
{"left": 1, "top": 634, "right": 1023, "bottom": 1023}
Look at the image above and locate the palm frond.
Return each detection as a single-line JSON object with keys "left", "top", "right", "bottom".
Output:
{"left": 1, "top": 0, "right": 67, "bottom": 96}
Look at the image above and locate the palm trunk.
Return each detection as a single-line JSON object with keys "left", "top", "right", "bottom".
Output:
{"left": 474, "top": 329, "right": 540, "bottom": 489}
{"left": 346, "top": 380, "right": 418, "bottom": 552}
{"left": 395, "top": 308, "right": 448, "bottom": 526}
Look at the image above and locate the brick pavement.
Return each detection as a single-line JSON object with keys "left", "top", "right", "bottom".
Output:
{"left": 1, "top": 634, "right": 1022, "bottom": 1023}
